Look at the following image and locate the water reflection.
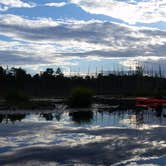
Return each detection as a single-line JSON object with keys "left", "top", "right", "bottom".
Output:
{"left": 0, "top": 114, "right": 26, "bottom": 124}
{"left": 41, "top": 113, "right": 53, "bottom": 121}
{"left": 0, "top": 105, "right": 166, "bottom": 166}
{"left": 155, "top": 105, "right": 162, "bottom": 117}
{"left": 69, "top": 111, "right": 93, "bottom": 124}
{"left": 135, "top": 111, "right": 144, "bottom": 127}
{"left": 40, "top": 112, "right": 63, "bottom": 121}
{"left": 0, "top": 105, "right": 166, "bottom": 127}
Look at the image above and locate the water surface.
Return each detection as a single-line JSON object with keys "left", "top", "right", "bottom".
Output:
{"left": 0, "top": 104, "right": 166, "bottom": 165}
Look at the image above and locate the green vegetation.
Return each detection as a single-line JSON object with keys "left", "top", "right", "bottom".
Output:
{"left": 68, "top": 87, "right": 94, "bottom": 108}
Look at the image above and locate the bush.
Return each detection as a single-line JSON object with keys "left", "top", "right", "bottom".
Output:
{"left": 68, "top": 87, "right": 94, "bottom": 108}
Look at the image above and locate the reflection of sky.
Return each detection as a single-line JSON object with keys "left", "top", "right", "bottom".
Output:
{"left": 0, "top": 122, "right": 106, "bottom": 154}
{"left": 0, "top": 110, "right": 111, "bottom": 156}
{"left": 0, "top": 106, "right": 166, "bottom": 164}
{"left": 114, "top": 155, "right": 166, "bottom": 166}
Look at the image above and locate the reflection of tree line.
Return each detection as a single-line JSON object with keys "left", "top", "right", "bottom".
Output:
{"left": 0, "top": 106, "right": 165, "bottom": 124}
{"left": 107, "top": 106, "right": 166, "bottom": 127}
{"left": 96, "top": 105, "right": 166, "bottom": 127}
{"left": 68, "top": 106, "right": 166, "bottom": 126}
{"left": 69, "top": 111, "right": 93, "bottom": 124}
{"left": 0, "top": 112, "right": 63, "bottom": 124}
{"left": 40, "top": 113, "right": 62, "bottom": 121}
{"left": 0, "top": 111, "right": 94, "bottom": 124}
{"left": 0, "top": 114, "right": 26, "bottom": 124}
{"left": 40, "top": 111, "right": 94, "bottom": 123}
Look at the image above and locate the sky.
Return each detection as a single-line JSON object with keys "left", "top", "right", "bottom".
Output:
{"left": 0, "top": 0, "right": 166, "bottom": 75}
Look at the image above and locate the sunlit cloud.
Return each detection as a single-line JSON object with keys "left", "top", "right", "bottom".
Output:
{"left": 45, "top": 2, "right": 67, "bottom": 7}
{"left": 0, "top": 0, "right": 35, "bottom": 11}
{"left": 0, "top": 14, "right": 166, "bottom": 72}
{"left": 70, "top": 0, "right": 166, "bottom": 24}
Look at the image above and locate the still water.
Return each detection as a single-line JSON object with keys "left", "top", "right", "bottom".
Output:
{"left": 0, "top": 104, "right": 166, "bottom": 128}
{"left": 0, "top": 104, "right": 166, "bottom": 165}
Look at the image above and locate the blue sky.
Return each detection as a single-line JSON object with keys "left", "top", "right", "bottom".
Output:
{"left": 0, "top": 0, "right": 166, "bottom": 75}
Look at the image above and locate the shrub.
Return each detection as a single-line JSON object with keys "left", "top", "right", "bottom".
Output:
{"left": 68, "top": 87, "right": 94, "bottom": 108}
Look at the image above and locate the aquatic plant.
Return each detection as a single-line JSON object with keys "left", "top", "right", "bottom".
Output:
{"left": 68, "top": 87, "right": 94, "bottom": 108}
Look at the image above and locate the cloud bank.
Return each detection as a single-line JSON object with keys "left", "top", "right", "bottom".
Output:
{"left": 70, "top": 0, "right": 166, "bottom": 24}
{"left": 0, "top": 0, "right": 35, "bottom": 11}
{"left": 0, "top": 14, "right": 166, "bottom": 71}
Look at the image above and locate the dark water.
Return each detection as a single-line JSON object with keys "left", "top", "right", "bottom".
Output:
{"left": 0, "top": 104, "right": 166, "bottom": 128}
{"left": 0, "top": 104, "right": 166, "bottom": 165}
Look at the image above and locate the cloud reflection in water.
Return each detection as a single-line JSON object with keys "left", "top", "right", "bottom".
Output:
{"left": 0, "top": 105, "right": 166, "bottom": 165}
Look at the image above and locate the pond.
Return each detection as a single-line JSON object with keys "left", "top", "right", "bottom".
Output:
{"left": 0, "top": 104, "right": 166, "bottom": 165}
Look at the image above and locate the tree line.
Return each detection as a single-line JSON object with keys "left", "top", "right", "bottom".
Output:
{"left": 0, "top": 66, "right": 166, "bottom": 98}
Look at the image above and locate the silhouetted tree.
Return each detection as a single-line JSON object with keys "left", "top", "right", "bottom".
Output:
{"left": 45, "top": 68, "right": 54, "bottom": 76}
{"left": 55, "top": 67, "right": 64, "bottom": 77}
{"left": 0, "top": 65, "right": 165, "bottom": 97}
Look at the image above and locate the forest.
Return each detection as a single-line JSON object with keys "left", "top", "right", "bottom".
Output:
{"left": 0, "top": 66, "right": 165, "bottom": 98}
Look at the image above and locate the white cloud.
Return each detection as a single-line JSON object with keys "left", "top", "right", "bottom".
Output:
{"left": 45, "top": 2, "right": 67, "bottom": 7}
{"left": 0, "top": 0, "right": 35, "bottom": 11}
{"left": 70, "top": 0, "right": 166, "bottom": 24}
{"left": 0, "top": 5, "right": 8, "bottom": 11}
{"left": 0, "top": 14, "right": 166, "bottom": 70}
{"left": 0, "top": 39, "right": 82, "bottom": 67}
{"left": 1, "top": 14, "right": 165, "bottom": 47}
